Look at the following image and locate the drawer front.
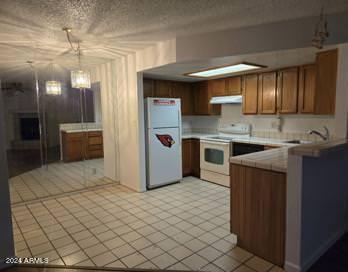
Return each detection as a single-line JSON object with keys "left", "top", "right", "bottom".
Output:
{"left": 66, "top": 132, "right": 85, "bottom": 140}
{"left": 88, "top": 131, "right": 102, "bottom": 137}
{"left": 88, "top": 136, "right": 103, "bottom": 145}
{"left": 88, "top": 149, "right": 103, "bottom": 158}
{"left": 88, "top": 144, "right": 103, "bottom": 151}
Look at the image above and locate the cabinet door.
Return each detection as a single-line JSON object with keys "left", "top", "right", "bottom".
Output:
{"left": 182, "top": 139, "right": 192, "bottom": 176}
{"left": 258, "top": 72, "right": 277, "bottom": 114}
{"left": 226, "top": 76, "right": 242, "bottom": 95}
{"left": 191, "top": 139, "right": 200, "bottom": 178}
{"left": 171, "top": 82, "right": 193, "bottom": 115}
{"left": 298, "top": 64, "right": 316, "bottom": 113}
{"left": 193, "top": 81, "right": 221, "bottom": 115}
{"left": 143, "top": 78, "right": 155, "bottom": 98}
{"left": 154, "top": 80, "right": 172, "bottom": 97}
{"left": 63, "top": 132, "right": 85, "bottom": 162}
{"left": 209, "top": 78, "right": 226, "bottom": 97}
{"left": 242, "top": 74, "right": 258, "bottom": 114}
{"left": 315, "top": 49, "right": 337, "bottom": 114}
{"left": 244, "top": 167, "right": 286, "bottom": 266}
{"left": 277, "top": 67, "right": 299, "bottom": 114}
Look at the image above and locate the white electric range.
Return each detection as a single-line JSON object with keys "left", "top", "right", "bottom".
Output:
{"left": 200, "top": 123, "right": 251, "bottom": 187}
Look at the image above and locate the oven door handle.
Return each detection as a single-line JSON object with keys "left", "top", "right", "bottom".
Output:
{"left": 200, "top": 140, "right": 231, "bottom": 146}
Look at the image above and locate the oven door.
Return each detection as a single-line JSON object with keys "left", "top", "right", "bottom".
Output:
{"left": 200, "top": 140, "right": 230, "bottom": 175}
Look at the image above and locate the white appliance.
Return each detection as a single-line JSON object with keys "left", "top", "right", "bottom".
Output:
{"left": 145, "top": 98, "right": 182, "bottom": 189}
{"left": 200, "top": 123, "right": 251, "bottom": 187}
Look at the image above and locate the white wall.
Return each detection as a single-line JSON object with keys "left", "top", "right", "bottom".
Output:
{"left": 91, "top": 39, "right": 176, "bottom": 191}
{"left": 0, "top": 81, "right": 15, "bottom": 268}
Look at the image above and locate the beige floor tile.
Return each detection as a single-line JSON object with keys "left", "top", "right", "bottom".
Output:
{"left": 135, "top": 260, "right": 158, "bottom": 269}
{"left": 233, "top": 264, "right": 257, "bottom": 272}
{"left": 212, "top": 239, "right": 236, "bottom": 253}
{"left": 84, "top": 243, "right": 108, "bottom": 258}
{"left": 202, "top": 263, "right": 225, "bottom": 272}
{"left": 213, "top": 254, "right": 241, "bottom": 271}
{"left": 168, "top": 245, "right": 193, "bottom": 260}
{"left": 227, "top": 247, "right": 253, "bottom": 263}
{"left": 199, "top": 232, "right": 221, "bottom": 244}
{"left": 167, "top": 262, "right": 191, "bottom": 271}
{"left": 269, "top": 266, "right": 285, "bottom": 272}
{"left": 146, "top": 232, "right": 167, "bottom": 243}
{"left": 182, "top": 253, "right": 209, "bottom": 270}
{"left": 120, "top": 252, "right": 147, "bottom": 268}
{"left": 112, "top": 243, "right": 137, "bottom": 258}
{"left": 92, "top": 251, "right": 117, "bottom": 267}
{"left": 185, "top": 238, "right": 206, "bottom": 252}
{"left": 198, "top": 246, "right": 224, "bottom": 262}
{"left": 129, "top": 237, "right": 153, "bottom": 251}
{"left": 105, "top": 259, "right": 126, "bottom": 268}
{"left": 245, "top": 256, "right": 273, "bottom": 272}
{"left": 120, "top": 231, "right": 142, "bottom": 243}
{"left": 140, "top": 244, "right": 165, "bottom": 259}
{"left": 151, "top": 252, "right": 177, "bottom": 269}
{"left": 77, "top": 236, "right": 100, "bottom": 249}
{"left": 62, "top": 250, "right": 89, "bottom": 266}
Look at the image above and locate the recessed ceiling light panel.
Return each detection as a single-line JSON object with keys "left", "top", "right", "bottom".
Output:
{"left": 185, "top": 62, "right": 265, "bottom": 78}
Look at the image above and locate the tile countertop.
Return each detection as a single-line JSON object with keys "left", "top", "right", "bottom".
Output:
{"left": 61, "top": 128, "right": 103, "bottom": 133}
{"left": 230, "top": 147, "right": 290, "bottom": 173}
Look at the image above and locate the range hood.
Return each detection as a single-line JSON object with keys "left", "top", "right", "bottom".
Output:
{"left": 210, "top": 95, "right": 242, "bottom": 104}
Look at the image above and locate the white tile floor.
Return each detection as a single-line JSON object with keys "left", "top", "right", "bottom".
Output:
{"left": 12, "top": 177, "right": 284, "bottom": 271}
{"left": 10, "top": 159, "right": 111, "bottom": 204}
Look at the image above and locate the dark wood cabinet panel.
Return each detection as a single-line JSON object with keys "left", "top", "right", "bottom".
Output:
{"left": 154, "top": 80, "right": 172, "bottom": 97}
{"left": 193, "top": 81, "right": 221, "bottom": 115}
{"left": 62, "top": 131, "right": 103, "bottom": 162}
{"left": 209, "top": 78, "right": 226, "bottom": 97}
{"left": 191, "top": 139, "right": 200, "bottom": 178}
{"left": 277, "top": 67, "right": 299, "bottom": 114}
{"left": 315, "top": 49, "right": 337, "bottom": 115}
{"left": 143, "top": 78, "right": 155, "bottom": 98}
{"left": 242, "top": 74, "right": 258, "bottom": 114}
{"left": 171, "top": 82, "right": 193, "bottom": 115}
{"left": 230, "top": 164, "right": 286, "bottom": 266}
{"left": 181, "top": 138, "right": 200, "bottom": 178}
{"left": 182, "top": 139, "right": 192, "bottom": 177}
{"left": 226, "top": 76, "right": 242, "bottom": 95}
{"left": 258, "top": 72, "right": 277, "bottom": 114}
{"left": 299, "top": 64, "right": 316, "bottom": 113}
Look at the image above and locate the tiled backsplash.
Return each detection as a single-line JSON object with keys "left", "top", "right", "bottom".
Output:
{"left": 251, "top": 130, "right": 334, "bottom": 143}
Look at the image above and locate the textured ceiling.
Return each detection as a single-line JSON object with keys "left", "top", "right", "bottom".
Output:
{"left": 0, "top": 0, "right": 348, "bottom": 79}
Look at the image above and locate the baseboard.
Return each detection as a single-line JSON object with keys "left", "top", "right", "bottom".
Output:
{"left": 301, "top": 229, "right": 346, "bottom": 271}
{"left": 284, "top": 261, "right": 301, "bottom": 272}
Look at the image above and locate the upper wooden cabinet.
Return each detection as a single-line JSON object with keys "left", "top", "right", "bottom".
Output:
{"left": 209, "top": 78, "right": 226, "bottom": 97}
{"left": 277, "top": 67, "right": 299, "bottom": 114}
{"left": 171, "top": 82, "right": 193, "bottom": 115}
{"left": 154, "top": 80, "right": 172, "bottom": 97}
{"left": 193, "top": 81, "right": 221, "bottom": 115}
{"left": 258, "top": 72, "right": 277, "bottom": 114}
{"left": 143, "top": 78, "right": 155, "bottom": 98}
{"left": 208, "top": 76, "right": 242, "bottom": 97}
{"left": 226, "top": 76, "right": 242, "bottom": 95}
{"left": 242, "top": 74, "right": 258, "bottom": 114}
{"left": 298, "top": 64, "right": 316, "bottom": 113}
{"left": 314, "top": 49, "right": 338, "bottom": 115}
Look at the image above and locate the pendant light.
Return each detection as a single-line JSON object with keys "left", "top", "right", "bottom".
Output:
{"left": 46, "top": 62, "right": 62, "bottom": 95}
{"left": 63, "top": 27, "right": 91, "bottom": 89}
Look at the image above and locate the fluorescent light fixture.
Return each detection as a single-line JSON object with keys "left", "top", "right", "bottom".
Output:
{"left": 71, "top": 70, "right": 91, "bottom": 89}
{"left": 46, "top": 81, "right": 62, "bottom": 95}
{"left": 186, "top": 63, "right": 265, "bottom": 78}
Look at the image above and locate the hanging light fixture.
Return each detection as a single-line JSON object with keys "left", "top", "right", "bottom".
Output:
{"left": 45, "top": 62, "right": 62, "bottom": 95}
{"left": 63, "top": 27, "right": 91, "bottom": 89}
{"left": 312, "top": 7, "right": 329, "bottom": 49}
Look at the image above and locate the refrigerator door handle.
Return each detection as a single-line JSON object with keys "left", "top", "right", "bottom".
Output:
{"left": 178, "top": 107, "right": 182, "bottom": 146}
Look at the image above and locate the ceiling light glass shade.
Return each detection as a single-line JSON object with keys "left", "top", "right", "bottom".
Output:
{"left": 45, "top": 81, "right": 62, "bottom": 95}
{"left": 186, "top": 63, "right": 264, "bottom": 78}
{"left": 71, "top": 70, "right": 91, "bottom": 88}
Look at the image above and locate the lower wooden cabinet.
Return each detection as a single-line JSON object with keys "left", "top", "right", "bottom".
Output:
{"left": 182, "top": 139, "right": 200, "bottom": 178}
{"left": 230, "top": 164, "right": 286, "bottom": 266}
{"left": 62, "top": 131, "right": 104, "bottom": 162}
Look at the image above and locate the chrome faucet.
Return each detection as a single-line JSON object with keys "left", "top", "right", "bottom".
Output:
{"left": 308, "top": 126, "right": 330, "bottom": 141}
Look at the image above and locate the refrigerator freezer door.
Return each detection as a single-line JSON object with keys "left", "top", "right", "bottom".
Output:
{"left": 146, "top": 98, "right": 180, "bottom": 128}
{"left": 147, "top": 127, "right": 182, "bottom": 188}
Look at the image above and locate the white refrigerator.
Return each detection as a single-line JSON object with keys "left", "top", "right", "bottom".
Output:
{"left": 145, "top": 98, "right": 182, "bottom": 189}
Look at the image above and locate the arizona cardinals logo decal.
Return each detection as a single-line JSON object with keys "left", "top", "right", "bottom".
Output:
{"left": 156, "top": 134, "right": 175, "bottom": 148}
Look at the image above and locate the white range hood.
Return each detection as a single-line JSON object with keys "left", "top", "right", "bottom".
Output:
{"left": 210, "top": 95, "right": 243, "bottom": 104}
